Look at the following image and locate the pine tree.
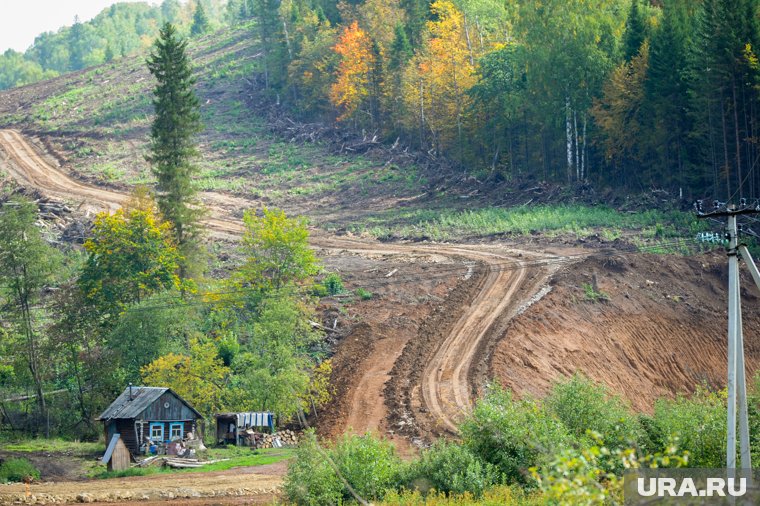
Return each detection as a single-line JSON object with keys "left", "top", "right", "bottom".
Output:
{"left": 401, "top": 0, "right": 430, "bottom": 46}
{"left": 146, "top": 23, "right": 204, "bottom": 280}
{"left": 389, "top": 23, "right": 413, "bottom": 70}
{"left": 622, "top": 0, "right": 647, "bottom": 61}
{"left": 104, "top": 43, "right": 114, "bottom": 62}
{"left": 68, "top": 15, "right": 86, "bottom": 70}
{"left": 191, "top": 2, "right": 211, "bottom": 36}
{"left": 255, "top": 0, "right": 289, "bottom": 93}
{"left": 645, "top": 0, "right": 692, "bottom": 190}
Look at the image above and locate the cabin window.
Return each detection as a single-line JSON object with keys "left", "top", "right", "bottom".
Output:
{"left": 170, "top": 423, "right": 183, "bottom": 440}
{"left": 150, "top": 422, "right": 164, "bottom": 441}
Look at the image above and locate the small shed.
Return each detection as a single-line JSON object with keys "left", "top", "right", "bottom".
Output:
{"left": 215, "top": 412, "right": 274, "bottom": 446}
{"left": 102, "top": 433, "right": 131, "bottom": 471}
{"left": 97, "top": 386, "right": 203, "bottom": 456}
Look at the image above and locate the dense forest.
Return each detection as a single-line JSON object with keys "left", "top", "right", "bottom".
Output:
{"left": 2, "top": 0, "right": 758, "bottom": 199}
{"left": 234, "top": 0, "right": 760, "bottom": 200}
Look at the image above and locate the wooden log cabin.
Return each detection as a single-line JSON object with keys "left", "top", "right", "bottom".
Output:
{"left": 97, "top": 386, "right": 203, "bottom": 456}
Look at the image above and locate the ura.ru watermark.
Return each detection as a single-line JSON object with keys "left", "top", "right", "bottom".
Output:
{"left": 624, "top": 469, "right": 760, "bottom": 504}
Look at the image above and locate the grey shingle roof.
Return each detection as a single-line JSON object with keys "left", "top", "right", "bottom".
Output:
{"left": 96, "top": 386, "right": 169, "bottom": 421}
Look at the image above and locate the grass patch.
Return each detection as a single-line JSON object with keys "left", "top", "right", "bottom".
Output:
{"left": 0, "top": 458, "right": 40, "bottom": 483}
{"left": 582, "top": 283, "right": 609, "bottom": 302}
{"left": 345, "top": 205, "right": 706, "bottom": 244}
{"left": 92, "top": 447, "right": 294, "bottom": 479}
{"left": 2, "top": 438, "right": 102, "bottom": 454}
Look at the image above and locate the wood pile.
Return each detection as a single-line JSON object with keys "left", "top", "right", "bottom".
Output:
{"left": 243, "top": 430, "right": 299, "bottom": 448}
{"left": 163, "top": 458, "right": 228, "bottom": 469}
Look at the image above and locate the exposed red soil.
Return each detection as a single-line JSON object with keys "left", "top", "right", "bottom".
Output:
{"left": 490, "top": 252, "right": 760, "bottom": 412}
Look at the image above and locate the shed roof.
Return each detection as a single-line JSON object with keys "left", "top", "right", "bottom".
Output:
{"left": 97, "top": 386, "right": 202, "bottom": 421}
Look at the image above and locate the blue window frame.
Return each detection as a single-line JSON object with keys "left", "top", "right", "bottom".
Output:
{"left": 149, "top": 422, "right": 164, "bottom": 441}
{"left": 170, "top": 422, "right": 183, "bottom": 440}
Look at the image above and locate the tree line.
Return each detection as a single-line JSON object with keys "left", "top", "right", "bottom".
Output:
{"left": 0, "top": 23, "right": 329, "bottom": 439}
{"left": 247, "top": 0, "right": 760, "bottom": 200}
{"left": 0, "top": 0, "right": 225, "bottom": 91}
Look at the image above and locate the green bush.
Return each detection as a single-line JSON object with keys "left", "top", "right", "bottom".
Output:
{"left": 285, "top": 431, "right": 403, "bottom": 504}
{"left": 355, "top": 287, "right": 373, "bottom": 300}
{"left": 646, "top": 387, "right": 725, "bottom": 467}
{"left": 0, "top": 458, "right": 40, "bottom": 483}
{"left": 581, "top": 282, "right": 608, "bottom": 302}
{"left": 381, "top": 485, "right": 541, "bottom": 505}
{"left": 284, "top": 431, "right": 344, "bottom": 506}
{"left": 332, "top": 432, "right": 404, "bottom": 501}
{"left": 544, "top": 374, "right": 643, "bottom": 452}
{"left": 460, "top": 385, "right": 570, "bottom": 486}
{"left": 406, "top": 441, "right": 499, "bottom": 497}
{"left": 311, "top": 283, "right": 329, "bottom": 297}
{"left": 324, "top": 273, "right": 344, "bottom": 295}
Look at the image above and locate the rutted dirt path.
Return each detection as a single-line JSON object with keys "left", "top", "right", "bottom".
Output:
{"left": 0, "top": 128, "right": 564, "bottom": 446}
{"left": 0, "top": 461, "right": 286, "bottom": 504}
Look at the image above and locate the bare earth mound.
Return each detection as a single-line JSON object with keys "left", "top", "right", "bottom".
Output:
{"left": 490, "top": 252, "right": 760, "bottom": 412}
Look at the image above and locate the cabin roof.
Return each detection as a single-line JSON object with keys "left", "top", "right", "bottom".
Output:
{"left": 96, "top": 386, "right": 202, "bottom": 421}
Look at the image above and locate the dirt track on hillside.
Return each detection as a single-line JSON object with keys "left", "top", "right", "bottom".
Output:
{"left": 0, "top": 129, "right": 560, "bottom": 446}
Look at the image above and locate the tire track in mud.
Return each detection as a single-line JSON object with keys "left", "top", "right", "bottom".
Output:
{"left": 0, "top": 128, "right": 567, "bottom": 439}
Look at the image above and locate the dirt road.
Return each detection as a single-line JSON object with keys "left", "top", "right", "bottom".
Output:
{"left": 0, "top": 128, "right": 562, "bottom": 440}
{"left": 0, "top": 462, "right": 285, "bottom": 504}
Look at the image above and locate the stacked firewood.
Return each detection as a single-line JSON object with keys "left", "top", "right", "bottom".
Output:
{"left": 242, "top": 430, "right": 299, "bottom": 448}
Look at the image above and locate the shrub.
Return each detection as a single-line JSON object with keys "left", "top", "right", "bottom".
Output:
{"left": 581, "top": 282, "right": 608, "bottom": 302}
{"left": 332, "top": 432, "right": 404, "bottom": 501}
{"left": 647, "top": 387, "right": 725, "bottom": 467}
{"left": 311, "top": 283, "right": 329, "bottom": 297}
{"left": 405, "top": 441, "right": 499, "bottom": 497}
{"left": 460, "top": 385, "right": 570, "bottom": 486}
{"left": 544, "top": 374, "right": 643, "bottom": 452}
{"left": 284, "top": 431, "right": 344, "bottom": 506}
{"left": 324, "top": 273, "right": 344, "bottom": 295}
{"left": 534, "top": 436, "right": 689, "bottom": 505}
{"left": 355, "top": 287, "right": 373, "bottom": 300}
{"left": 284, "top": 431, "right": 403, "bottom": 505}
{"left": 0, "top": 458, "right": 40, "bottom": 483}
{"left": 381, "top": 485, "right": 541, "bottom": 505}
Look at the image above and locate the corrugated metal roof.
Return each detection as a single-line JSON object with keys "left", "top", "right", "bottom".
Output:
{"left": 96, "top": 386, "right": 169, "bottom": 421}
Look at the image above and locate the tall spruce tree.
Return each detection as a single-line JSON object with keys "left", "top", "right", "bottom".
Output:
{"left": 622, "top": 0, "right": 647, "bottom": 61}
{"left": 191, "top": 2, "right": 211, "bottom": 36}
{"left": 147, "top": 23, "right": 204, "bottom": 280}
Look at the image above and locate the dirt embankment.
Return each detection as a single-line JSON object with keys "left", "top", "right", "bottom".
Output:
{"left": 490, "top": 252, "right": 760, "bottom": 412}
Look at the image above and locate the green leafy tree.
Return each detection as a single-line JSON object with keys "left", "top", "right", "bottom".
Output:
{"left": 236, "top": 208, "right": 318, "bottom": 292}
{"left": 230, "top": 291, "right": 321, "bottom": 419}
{"left": 460, "top": 384, "right": 570, "bottom": 486}
{"left": 592, "top": 41, "right": 651, "bottom": 181}
{"left": 109, "top": 297, "right": 202, "bottom": 381}
{"left": 0, "top": 197, "right": 59, "bottom": 429}
{"left": 407, "top": 441, "right": 499, "bottom": 497}
{"left": 147, "top": 22, "right": 205, "bottom": 279}
{"left": 544, "top": 374, "right": 644, "bottom": 454}
{"left": 142, "top": 337, "right": 231, "bottom": 418}
{"left": 78, "top": 198, "right": 181, "bottom": 326}
{"left": 646, "top": 387, "right": 726, "bottom": 467}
